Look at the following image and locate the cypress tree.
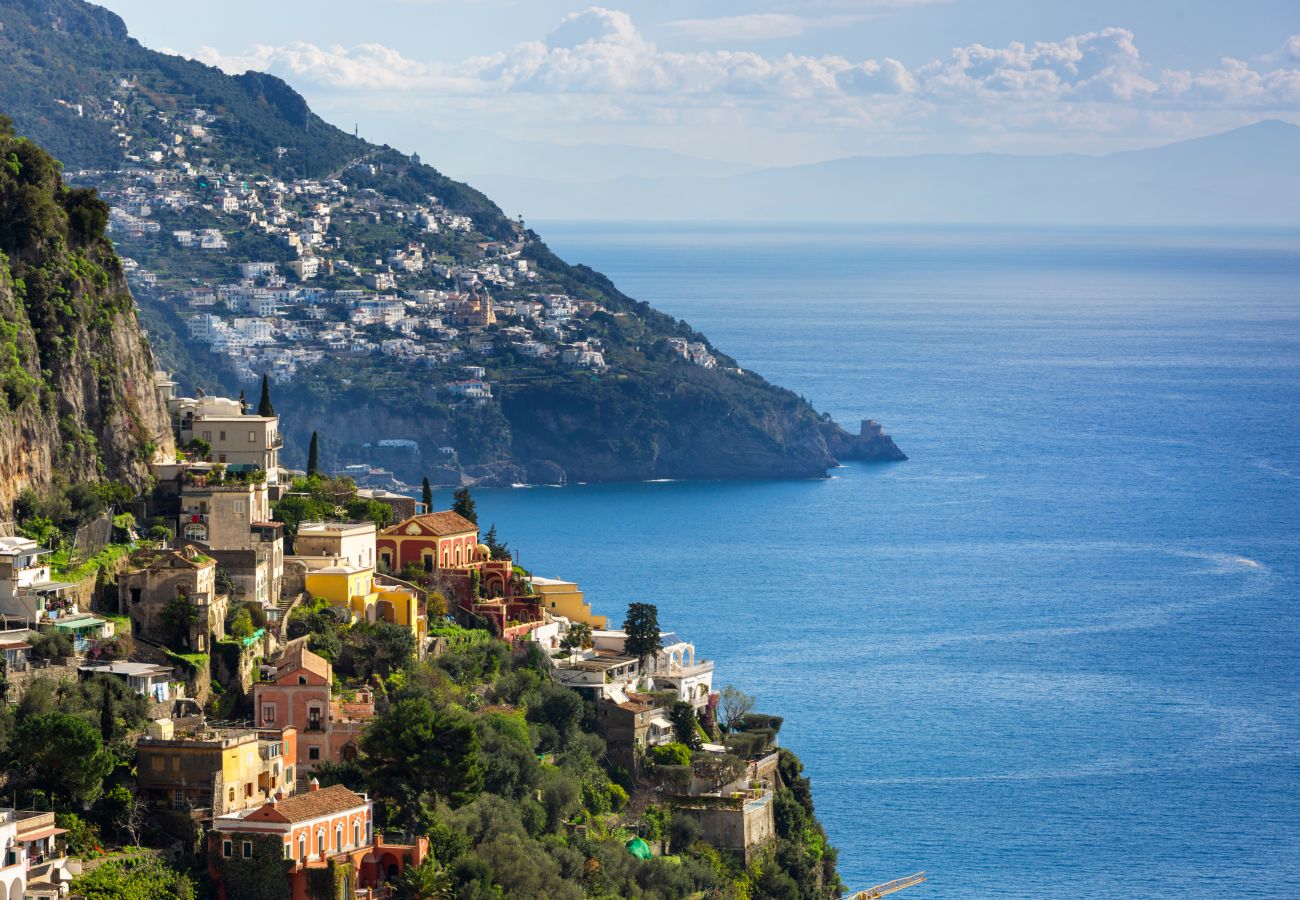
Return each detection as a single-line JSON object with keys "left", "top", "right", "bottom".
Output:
{"left": 421, "top": 477, "right": 433, "bottom": 512}
{"left": 257, "top": 374, "right": 275, "bottom": 417}
{"left": 306, "top": 431, "right": 319, "bottom": 477}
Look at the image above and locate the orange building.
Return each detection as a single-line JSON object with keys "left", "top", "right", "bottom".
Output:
{"left": 209, "top": 781, "right": 427, "bottom": 899}
{"left": 253, "top": 638, "right": 372, "bottom": 774}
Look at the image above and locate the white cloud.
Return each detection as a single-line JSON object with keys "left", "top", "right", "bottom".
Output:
{"left": 190, "top": 11, "right": 1300, "bottom": 150}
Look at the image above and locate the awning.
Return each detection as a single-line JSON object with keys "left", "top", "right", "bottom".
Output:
{"left": 19, "top": 826, "right": 67, "bottom": 842}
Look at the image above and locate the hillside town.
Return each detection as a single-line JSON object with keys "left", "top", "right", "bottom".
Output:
{"left": 78, "top": 80, "right": 720, "bottom": 389}
{"left": 0, "top": 376, "right": 788, "bottom": 899}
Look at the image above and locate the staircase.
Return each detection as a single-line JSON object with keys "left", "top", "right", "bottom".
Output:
{"left": 272, "top": 591, "right": 305, "bottom": 641}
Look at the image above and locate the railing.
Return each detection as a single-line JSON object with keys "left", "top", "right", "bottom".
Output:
{"left": 847, "top": 872, "right": 927, "bottom": 899}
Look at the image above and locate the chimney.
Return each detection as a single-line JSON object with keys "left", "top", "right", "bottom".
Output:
{"left": 309, "top": 777, "right": 320, "bottom": 792}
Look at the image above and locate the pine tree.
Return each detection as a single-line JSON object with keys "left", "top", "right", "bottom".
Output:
{"left": 452, "top": 487, "right": 477, "bottom": 524}
{"left": 483, "top": 524, "right": 508, "bottom": 560}
{"left": 306, "top": 431, "right": 319, "bottom": 477}
{"left": 623, "top": 602, "right": 663, "bottom": 669}
{"left": 421, "top": 477, "right": 433, "bottom": 512}
{"left": 257, "top": 373, "right": 275, "bottom": 417}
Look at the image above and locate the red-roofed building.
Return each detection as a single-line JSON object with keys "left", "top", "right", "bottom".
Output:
{"left": 375, "top": 512, "right": 545, "bottom": 638}
{"left": 208, "top": 781, "right": 426, "bottom": 900}
{"left": 253, "top": 638, "right": 373, "bottom": 774}
{"left": 375, "top": 510, "right": 481, "bottom": 574}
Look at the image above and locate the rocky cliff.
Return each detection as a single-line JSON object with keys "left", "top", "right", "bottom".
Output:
{"left": 0, "top": 118, "right": 173, "bottom": 515}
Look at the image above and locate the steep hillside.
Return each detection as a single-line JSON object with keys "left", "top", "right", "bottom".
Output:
{"left": 0, "top": 116, "right": 172, "bottom": 513}
{"left": 0, "top": 0, "right": 904, "bottom": 486}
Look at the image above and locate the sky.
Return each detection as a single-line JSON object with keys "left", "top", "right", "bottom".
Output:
{"left": 95, "top": 0, "right": 1300, "bottom": 176}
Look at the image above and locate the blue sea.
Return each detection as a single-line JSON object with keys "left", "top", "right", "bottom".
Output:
{"left": 478, "top": 223, "right": 1300, "bottom": 897}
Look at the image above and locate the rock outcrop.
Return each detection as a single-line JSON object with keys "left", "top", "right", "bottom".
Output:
{"left": 0, "top": 121, "right": 173, "bottom": 515}
{"left": 823, "top": 419, "right": 908, "bottom": 463}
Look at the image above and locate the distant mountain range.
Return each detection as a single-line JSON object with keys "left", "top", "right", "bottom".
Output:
{"left": 467, "top": 121, "right": 1300, "bottom": 225}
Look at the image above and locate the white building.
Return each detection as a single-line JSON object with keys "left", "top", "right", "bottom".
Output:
{"left": 169, "top": 395, "right": 283, "bottom": 484}
{"left": 590, "top": 629, "right": 715, "bottom": 709}
{"left": 0, "top": 537, "right": 51, "bottom": 608}
{"left": 0, "top": 809, "right": 28, "bottom": 900}
{"left": 446, "top": 379, "right": 492, "bottom": 400}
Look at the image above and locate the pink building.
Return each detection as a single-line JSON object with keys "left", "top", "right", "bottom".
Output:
{"left": 253, "top": 638, "right": 373, "bottom": 774}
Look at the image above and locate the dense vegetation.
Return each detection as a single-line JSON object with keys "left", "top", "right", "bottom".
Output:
{"left": 299, "top": 628, "right": 842, "bottom": 899}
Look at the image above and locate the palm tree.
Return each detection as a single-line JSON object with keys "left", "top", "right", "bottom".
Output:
{"left": 561, "top": 622, "right": 593, "bottom": 659}
{"left": 391, "top": 858, "right": 453, "bottom": 900}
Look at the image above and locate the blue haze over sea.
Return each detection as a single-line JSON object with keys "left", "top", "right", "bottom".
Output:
{"left": 476, "top": 223, "right": 1300, "bottom": 897}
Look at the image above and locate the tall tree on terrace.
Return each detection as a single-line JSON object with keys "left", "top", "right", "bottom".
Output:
{"left": 256, "top": 373, "right": 275, "bottom": 417}
{"left": 452, "top": 487, "right": 477, "bottom": 524}
{"left": 306, "top": 431, "right": 319, "bottom": 477}
{"left": 623, "top": 602, "right": 663, "bottom": 673}
{"left": 421, "top": 476, "right": 433, "bottom": 512}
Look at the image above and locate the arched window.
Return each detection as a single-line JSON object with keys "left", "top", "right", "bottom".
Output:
{"left": 316, "top": 829, "right": 325, "bottom": 857}
{"left": 455, "top": 546, "right": 461, "bottom": 565}
{"left": 298, "top": 835, "right": 306, "bottom": 861}
{"left": 354, "top": 820, "right": 361, "bottom": 846}
{"left": 380, "top": 551, "right": 392, "bottom": 571}
{"left": 183, "top": 523, "right": 207, "bottom": 542}
{"left": 336, "top": 825, "right": 343, "bottom": 849}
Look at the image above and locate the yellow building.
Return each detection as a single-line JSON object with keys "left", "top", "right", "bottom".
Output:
{"left": 136, "top": 719, "right": 297, "bottom": 816}
{"left": 530, "top": 576, "right": 607, "bottom": 628}
{"left": 304, "top": 565, "right": 425, "bottom": 644}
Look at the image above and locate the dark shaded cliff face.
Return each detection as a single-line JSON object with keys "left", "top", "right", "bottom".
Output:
{"left": 502, "top": 369, "right": 839, "bottom": 483}
{"left": 0, "top": 119, "right": 173, "bottom": 512}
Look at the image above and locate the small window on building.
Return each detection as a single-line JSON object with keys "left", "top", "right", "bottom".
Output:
{"left": 228, "top": 787, "right": 235, "bottom": 804}
{"left": 235, "top": 500, "right": 245, "bottom": 514}
{"left": 309, "top": 746, "right": 320, "bottom": 760}
{"left": 298, "top": 836, "right": 306, "bottom": 861}
{"left": 298, "top": 675, "right": 307, "bottom": 685}
{"left": 317, "top": 831, "right": 325, "bottom": 857}
{"left": 150, "top": 755, "right": 164, "bottom": 771}
{"left": 219, "top": 454, "right": 227, "bottom": 463}
{"left": 262, "top": 704, "right": 275, "bottom": 723}
{"left": 354, "top": 821, "right": 360, "bottom": 846}
{"left": 222, "top": 840, "right": 232, "bottom": 858}
{"left": 245, "top": 783, "right": 253, "bottom": 798}
{"left": 219, "top": 430, "right": 227, "bottom": 441}
{"left": 242, "top": 841, "right": 253, "bottom": 859}
{"left": 249, "top": 430, "right": 256, "bottom": 443}
{"left": 284, "top": 843, "right": 292, "bottom": 860}
{"left": 336, "top": 825, "right": 343, "bottom": 849}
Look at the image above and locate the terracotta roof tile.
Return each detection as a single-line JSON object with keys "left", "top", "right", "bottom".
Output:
{"left": 276, "top": 637, "right": 331, "bottom": 682}
{"left": 382, "top": 510, "right": 478, "bottom": 537}
{"left": 272, "top": 785, "right": 367, "bottom": 823}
